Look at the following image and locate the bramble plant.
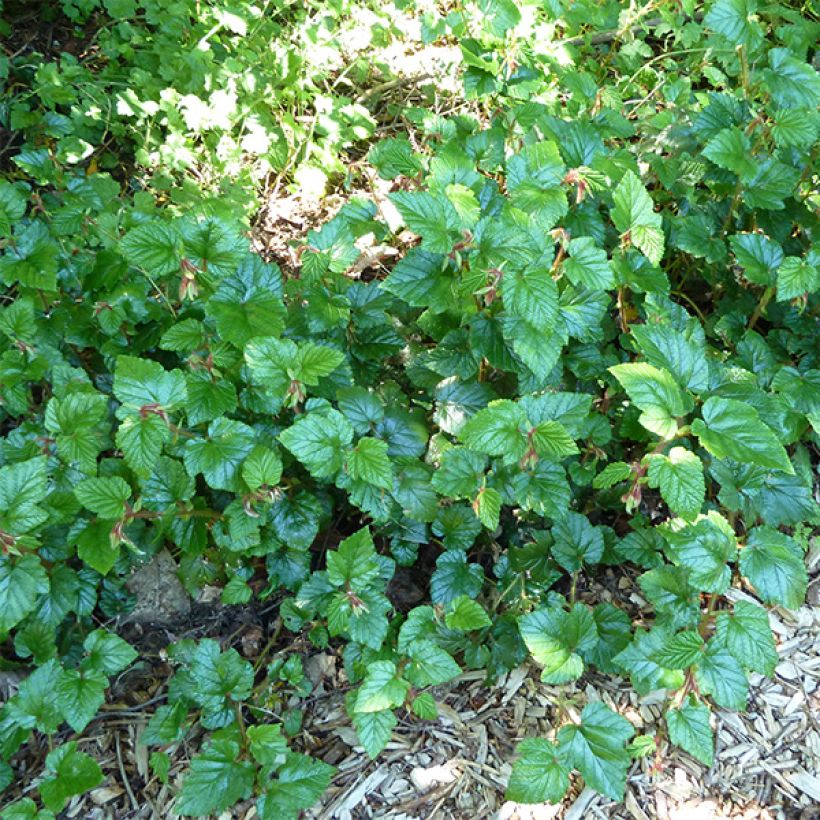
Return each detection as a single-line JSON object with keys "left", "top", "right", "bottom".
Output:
{"left": 0, "top": 0, "right": 818, "bottom": 815}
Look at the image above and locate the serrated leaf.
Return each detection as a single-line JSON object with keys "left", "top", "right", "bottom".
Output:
{"left": 694, "top": 641, "right": 748, "bottom": 709}
{"left": 405, "top": 639, "right": 461, "bottom": 687}
{"left": 55, "top": 668, "right": 107, "bottom": 732}
{"left": 531, "top": 420, "right": 578, "bottom": 460}
{"left": 346, "top": 437, "right": 393, "bottom": 489}
{"left": 551, "top": 511, "right": 603, "bottom": 572}
{"left": 0, "top": 554, "right": 49, "bottom": 632}
{"left": 39, "top": 742, "right": 103, "bottom": 813}
{"left": 389, "top": 191, "right": 462, "bottom": 253}
{"left": 502, "top": 268, "right": 559, "bottom": 330}
{"left": 506, "top": 738, "right": 570, "bottom": 804}
{"left": 183, "top": 418, "right": 256, "bottom": 491}
{"left": 563, "top": 237, "right": 614, "bottom": 290}
{"left": 729, "top": 233, "right": 783, "bottom": 285}
{"left": 611, "top": 171, "right": 664, "bottom": 265}
{"left": 445, "top": 595, "right": 492, "bottom": 631}
{"left": 460, "top": 400, "right": 526, "bottom": 457}
{"left": 715, "top": 600, "right": 777, "bottom": 675}
{"left": 474, "top": 485, "right": 502, "bottom": 530}
{"left": 74, "top": 476, "right": 131, "bottom": 520}
{"left": 353, "top": 709, "right": 397, "bottom": 759}
{"left": 175, "top": 739, "right": 255, "bottom": 816}
{"left": 702, "top": 127, "right": 756, "bottom": 181}
{"left": 593, "top": 461, "right": 632, "bottom": 489}
{"left": 704, "top": 0, "right": 762, "bottom": 49}
{"left": 692, "top": 397, "right": 793, "bottom": 474}
{"left": 777, "top": 255, "right": 819, "bottom": 302}
{"left": 257, "top": 753, "right": 335, "bottom": 819}
{"left": 666, "top": 696, "right": 714, "bottom": 766}
{"left": 82, "top": 629, "right": 137, "bottom": 676}
{"left": 609, "top": 363, "right": 691, "bottom": 438}
{"left": 411, "top": 691, "right": 438, "bottom": 719}
{"left": 120, "top": 220, "right": 181, "bottom": 275}
{"left": 739, "top": 526, "right": 807, "bottom": 609}
{"left": 519, "top": 604, "right": 597, "bottom": 684}
{"left": 430, "top": 551, "right": 484, "bottom": 605}
{"left": 280, "top": 409, "right": 354, "bottom": 480}
{"left": 663, "top": 517, "right": 735, "bottom": 593}
{"left": 355, "top": 660, "right": 409, "bottom": 713}
{"left": 557, "top": 702, "right": 635, "bottom": 801}
{"left": 652, "top": 630, "right": 704, "bottom": 669}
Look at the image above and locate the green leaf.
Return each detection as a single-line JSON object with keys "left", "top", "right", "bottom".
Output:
{"left": 185, "top": 373, "right": 238, "bottom": 426}
{"left": 355, "top": 660, "right": 409, "bottom": 713}
{"left": 116, "top": 414, "right": 170, "bottom": 475}
{"left": 76, "top": 520, "right": 120, "bottom": 575}
{"left": 120, "top": 220, "right": 181, "bottom": 275}
{"left": 74, "top": 476, "right": 131, "bottom": 520}
{"left": 353, "top": 709, "right": 396, "bottom": 759}
{"left": 55, "top": 668, "right": 107, "bottom": 732}
{"left": 739, "top": 526, "right": 807, "bottom": 609}
{"left": 474, "top": 486, "right": 502, "bottom": 530}
{"left": 652, "top": 630, "right": 704, "bottom": 669}
{"left": 646, "top": 447, "right": 704, "bottom": 520}
{"left": 551, "top": 511, "right": 604, "bottom": 572}
{"left": 563, "top": 237, "right": 614, "bottom": 290}
{"left": 405, "top": 639, "right": 461, "bottom": 687}
{"left": 7, "top": 659, "right": 64, "bottom": 734}
{"left": 531, "top": 421, "right": 578, "bottom": 460}
{"left": 460, "top": 400, "right": 526, "bottom": 457}
{"left": 39, "top": 742, "right": 103, "bottom": 813}
{"left": 247, "top": 724, "right": 287, "bottom": 766}
{"left": 702, "top": 127, "right": 756, "bottom": 181}
{"left": 207, "top": 254, "right": 285, "bottom": 346}
{"left": 694, "top": 641, "right": 748, "bottom": 709}
{"left": 609, "top": 362, "right": 691, "bottom": 438}
{"left": 763, "top": 47, "right": 820, "bottom": 109}
{"left": 82, "top": 629, "right": 138, "bottom": 676}
{"left": 445, "top": 595, "right": 492, "bottom": 631}
{"left": 175, "top": 739, "right": 255, "bottom": 816}
{"left": 506, "top": 738, "right": 570, "bottom": 804}
{"left": 389, "top": 191, "right": 462, "bottom": 253}
{"left": 280, "top": 408, "right": 354, "bottom": 480}
{"left": 346, "top": 437, "right": 393, "bottom": 489}
{"left": 704, "top": 0, "right": 762, "bottom": 49}
{"left": 777, "top": 255, "right": 819, "bottom": 302}
{"left": 666, "top": 696, "right": 714, "bottom": 766}
{"left": 411, "top": 692, "right": 438, "bottom": 720}
{"left": 369, "top": 136, "right": 422, "bottom": 179}
{"left": 0, "top": 554, "right": 49, "bottom": 632}
{"left": 382, "top": 249, "right": 450, "bottom": 308}
{"left": 430, "top": 551, "right": 484, "bottom": 605}
{"left": 663, "top": 517, "right": 735, "bottom": 593}
{"left": 611, "top": 171, "right": 664, "bottom": 265}
{"left": 692, "top": 397, "right": 793, "bottom": 474}
{"left": 0, "top": 457, "right": 48, "bottom": 535}
{"left": 184, "top": 418, "right": 256, "bottom": 491}
{"left": 502, "top": 268, "right": 559, "bottom": 330}
{"left": 293, "top": 343, "right": 345, "bottom": 386}
{"left": 729, "top": 233, "right": 783, "bottom": 286}
{"left": 714, "top": 601, "right": 777, "bottom": 675}
{"left": 258, "top": 753, "right": 335, "bottom": 819}
{"left": 242, "top": 445, "right": 283, "bottom": 490}
{"left": 326, "top": 527, "right": 379, "bottom": 588}
{"left": 432, "top": 447, "right": 487, "bottom": 498}
{"left": 593, "top": 461, "right": 632, "bottom": 489}
{"left": 113, "top": 356, "right": 187, "bottom": 413}
{"left": 519, "top": 604, "right": 597, "bottom": 684}
{"left": 557, "top": 702, "right": 635, "bottom": 801}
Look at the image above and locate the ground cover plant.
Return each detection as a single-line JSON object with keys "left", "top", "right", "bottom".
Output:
{"left": 0, "top": 0, "right": 818, "bottom": 815}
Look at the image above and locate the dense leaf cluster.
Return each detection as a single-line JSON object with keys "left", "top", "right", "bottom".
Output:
{"left": 0, "top": 0, "right": 818, "bottom": 815}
